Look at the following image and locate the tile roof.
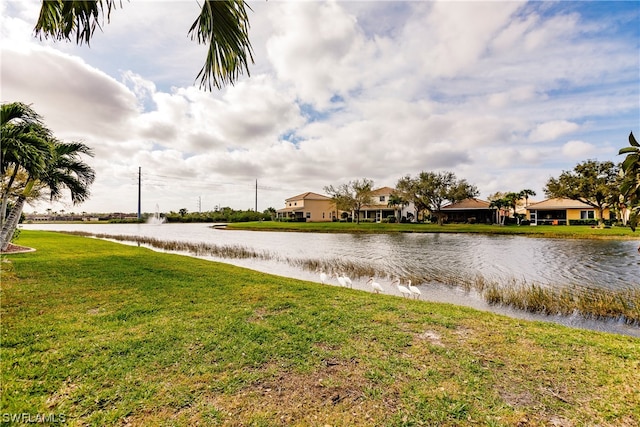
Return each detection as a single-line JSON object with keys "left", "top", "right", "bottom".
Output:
{"left": 370, "top": 186, "right": 396, "bottom": 196}
{"left": 442, "top": 198, "right": 491, "bottom": 210}
{"left": 525, "top": 197, "right": 595, "bottom": 210}
{"left": 285, "top": 192, "right": 331, "bottom": 202}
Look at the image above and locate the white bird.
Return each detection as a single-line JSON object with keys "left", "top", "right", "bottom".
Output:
{"left": 407, "top": 279, "right": 421, "bottom": 300}
{"left": 367, "top": 277, "right": 384, "bottom": 294}
{"left": 318, "top": 270, "right": 328, "bottom": 284}
{"left": 393, "top": 278, "right": 411, "bottom": 298}
{"left": 335, "top": 272, "right": 347, "bottom": 287}
{"left": 342, "top": 273, "right": 353, "bottom": 288}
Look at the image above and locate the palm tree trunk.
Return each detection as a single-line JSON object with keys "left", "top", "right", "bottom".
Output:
{"left": 0, "top": 194, "right": 26, "bottom": 251}
{"left": 1, "top": 167, "right": 20, "bottom": 227}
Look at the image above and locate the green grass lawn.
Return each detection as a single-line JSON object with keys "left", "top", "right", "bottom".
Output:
{"left": 226, "top": 220, "right": 640, "bottom": 240}
{"left": 2, "top": 231, "right": 639, "bottom": 426}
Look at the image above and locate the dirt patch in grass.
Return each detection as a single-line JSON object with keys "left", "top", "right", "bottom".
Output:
{"left": 416, "top": 330, "right": 445, "bottom": 347}
{"left": 214, "top": 360, "right": 397, "bottom": 425}
{"left": 123, "top": 357, "right": 401, "bottom": 426}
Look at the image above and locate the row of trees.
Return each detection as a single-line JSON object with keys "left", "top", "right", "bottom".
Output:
{"left": 164, "top": 206, "right": 273, "bottom": 223}
{"left": 487, "top": 190, "right": 537, "bottom": 225}
{"left": 324, "top": 172, "right": 480, "bottom": 225}
{"left": 324, "top": 132, "right": 639, "bottom": 228}
{"left": 1, "top": 102, "right": 96, "bottom": 250}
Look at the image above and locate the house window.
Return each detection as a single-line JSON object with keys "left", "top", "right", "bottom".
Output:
{"left": 379, "top": 196, "right": 386, "bottom": 202}
{"left": 322, "top": 212, "right": 325, "bottom": 219}
{"left": 306, "top": 212, "right": 311, "bottom": 219}
{"left": 580, "top": 210, "right": 595, "bottom": 220}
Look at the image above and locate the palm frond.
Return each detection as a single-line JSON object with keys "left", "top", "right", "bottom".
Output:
{"left": 34, "top": 0, "right": 121, "bottom": 46}
{"left": 43, "top": 140, "right": 95, "bottom": 204}
{"left": 1, "top": 102, "right": 43, "bottom": 127}
{"left": 189, "top": 0, "right": 254, "bottom": 90}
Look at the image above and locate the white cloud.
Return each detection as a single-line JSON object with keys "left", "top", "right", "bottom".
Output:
{"left": 1, "top": 1, "right": 638, "bottom": 213}
{"left": 561, "top": 140, "right": 596, "bottom": 159}
{"left": 529, "top": 120, "right": 580, "bottom": 142}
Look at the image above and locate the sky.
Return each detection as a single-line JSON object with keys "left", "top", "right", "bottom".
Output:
{"left": 1, "top": 0, "right": 639, "bottom": 215}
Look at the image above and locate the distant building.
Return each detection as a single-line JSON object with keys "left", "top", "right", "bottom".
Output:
{"left": 441, "top": 198, "right": 493, "bottom": 223}
{"left": 525, "top": 198, "right": 610, "bottom": 225}
{"left": 358, "top": 187, "right": 414, "bottom": 222}
{"left": 276, "top": 192, "right": 336, "bottom": 222}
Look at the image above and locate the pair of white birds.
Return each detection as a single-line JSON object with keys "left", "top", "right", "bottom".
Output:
{"left": 318, "top": 270, "right": 352, "bottom": 288}
{"left": 367, "top": 277, "right": 421, "bottom": 299}
{"left": 395, "top": 278, "right": 422, "bottom": 299}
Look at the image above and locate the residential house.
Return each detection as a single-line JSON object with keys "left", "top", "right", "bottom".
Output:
{"left": 357, "top": 187, "right": 414, "bottom": 222}
{"left": 276, "top": 192, "right": 336, "bottom": 222}
{"left": 525, "top": 198, "right": 610, "bottom": 225}
{"left": 441, "top": 198, "right": 493, "bottom": 223}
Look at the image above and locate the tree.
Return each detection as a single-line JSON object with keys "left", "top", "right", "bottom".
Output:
{"left": 619, "top": 131, "right": 639, "bottom": 232}
{"left": 324, "top": 178, "right": 374, "bottom": 224}
{"left": 1, "top": 121, "right": 95, "bottom": 251}
{"left": 1, "top": 103, "right": 52, "bottom": 227}
{"left": 179, "top": 208, "right": 188, "bottom": 217}
{"left": 396, "top": 171, "right": 478, "bottom": 225}
{"left": 488, "top": 196, "right": 508, "bottom": 225}
{"left": 544, "top": 160, "right": 619, "bottom": 226}
{"left": 387, "top": 192, "right": 408, "bottom": 222}
{"left": 34, "top": 0, "right": 254, "bottom": 91}
{"left": 502, "top": 192, "right": 520, "bottom": 222}
{"left": 395, "top": 175, "right": 428, "bottom": 221}
{"left": 519, "top": 189, "right": 536, "bottom": 207}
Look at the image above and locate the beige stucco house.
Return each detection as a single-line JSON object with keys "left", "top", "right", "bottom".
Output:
{"left": 358, "top": 186, "right": 409, "bottom": 222}
{"left": 276, "top": 192, "right": 337, "bottom": 222}
{"left": 525, "top": 198, "right": 610, "bottom": 225}
{"left": 277, "top": 187, "right": 415, "bottom": 223}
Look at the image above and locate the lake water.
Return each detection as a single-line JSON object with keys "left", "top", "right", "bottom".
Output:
{"left": 21, "top": 223, "right": 640, "bottom": 337}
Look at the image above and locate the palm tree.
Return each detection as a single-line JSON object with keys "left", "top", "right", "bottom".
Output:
{"left": 34, "top": 0, "right": 254, "bottom": 90}
{"left": 619, "top": 131, "right": 639, "bottom": 232}
{"left": 1, "top": 102, "right": 52, "bottom": 226}
{"left": 489, "top": 198, "right": 507, "bottom": 225}
{"left": 519, "top": 189, "right": 536, "bottom": 207}
{"left": 0, "top": 139, "right": 95, "bottom": 251}
{"left": 387, "top": 193, "right": 408, "bottom": 222}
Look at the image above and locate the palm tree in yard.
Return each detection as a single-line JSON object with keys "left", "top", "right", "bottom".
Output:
{"left": 1, "top": 103, "right": 51, "bottom": 227}
{"left": 519, "top": 189, "right": 536, "bottom": 207}
{"left": 0, "top": 129, "right": 95, "bottom": 251}
{"left": 619, "top": 131, "right": 639, "bottom": 233}
{"left": 489, "top": 198, "right": 507, "bottom": 225}
{"left": 34, "top": 0, "right": 254, "bottom": 90}
{"left": 387, "top": 193, "right": 408, "bottom": 222}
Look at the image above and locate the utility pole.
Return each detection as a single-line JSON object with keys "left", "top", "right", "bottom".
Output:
{"left": 255, "top": 179, "right": 258, "bottom": 212}
{"left": 137, "top": 166, "right": 141, "bottom": 220}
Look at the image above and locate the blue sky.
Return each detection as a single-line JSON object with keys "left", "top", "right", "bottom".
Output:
{"left": 1, "top": 0, "right": 639, "bottom": 214}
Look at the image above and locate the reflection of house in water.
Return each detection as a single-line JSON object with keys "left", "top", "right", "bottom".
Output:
{"left": 525, "top": 198, "right": 610, "bottom": 225}
{"left": 441, "top": 198, "right": 493, "bottom": 224}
